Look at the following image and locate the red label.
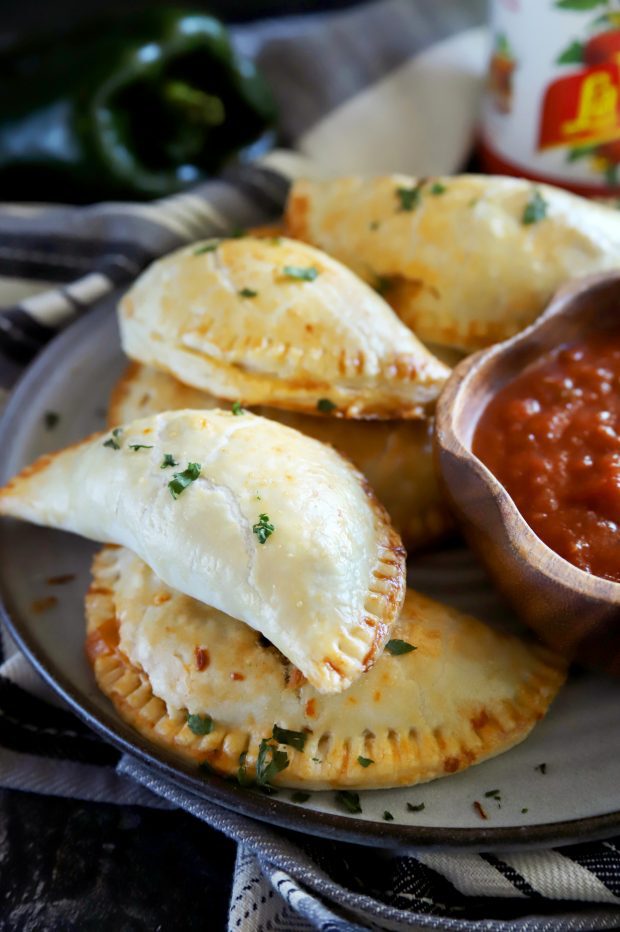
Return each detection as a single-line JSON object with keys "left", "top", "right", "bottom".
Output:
{"left": 538, "top": 59, "right": 620, "bottom": 150}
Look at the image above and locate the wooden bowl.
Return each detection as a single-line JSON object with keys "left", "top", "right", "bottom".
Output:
{"left": 435, "top": 271, "right": 620, "bottom": 675}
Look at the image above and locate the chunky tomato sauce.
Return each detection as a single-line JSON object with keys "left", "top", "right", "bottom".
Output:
{"left": 473, "top": 331, "right": 620, "bottom": 583}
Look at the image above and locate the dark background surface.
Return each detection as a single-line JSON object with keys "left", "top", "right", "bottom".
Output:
{"left": 0, "top": 788, "right": 237, "bottom": 931}
{"left": 0, "top": 0, "right": 368, "bottom": 48}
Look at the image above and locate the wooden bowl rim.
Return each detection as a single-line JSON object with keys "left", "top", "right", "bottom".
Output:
{"left": 435, "top": 270, "right": 620, "bottom": 603}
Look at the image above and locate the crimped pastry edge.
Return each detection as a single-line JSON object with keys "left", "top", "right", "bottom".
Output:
{"left": 85, "top": 546, "right": 567, "bottom": 791}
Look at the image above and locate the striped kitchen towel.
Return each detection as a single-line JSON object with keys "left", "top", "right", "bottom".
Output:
{"left": 2, "top": 0, "right": 620, "bottom": 930}
{"left": 0, "top": 156, "right": 297, "bottom": 378}
{"left": 0, "top": 0, "right": 485, "bottom": 381}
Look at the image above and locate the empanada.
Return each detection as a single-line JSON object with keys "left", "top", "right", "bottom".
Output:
{"left": 0, "top": 410, "right": 405, "bottom": 693}
{"left": 285, "top": 175, "right": 620, "bottom": 351}
{"left": 109, "top": 363, "right": 453, "bottom": 551}
{"left": 118, "top": 235, "right": 449, "bottom": 418}
{"left": 87, "top": 546, "right": 566, "bottom": 790}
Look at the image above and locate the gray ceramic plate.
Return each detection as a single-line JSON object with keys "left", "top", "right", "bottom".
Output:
{"left": 1, "top": 297, "right": 620, "bottom": 852}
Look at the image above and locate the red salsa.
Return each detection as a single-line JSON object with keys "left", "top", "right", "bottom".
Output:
{"left": 473, "top": 330, "right": 620, "bottom": 583}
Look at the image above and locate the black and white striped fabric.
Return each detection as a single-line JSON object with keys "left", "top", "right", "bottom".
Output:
{"left": 0, "top": 160, "right": 293, "bottom": 376}
{"left": 2, "top": 1, "right": 620, "bottom": 929}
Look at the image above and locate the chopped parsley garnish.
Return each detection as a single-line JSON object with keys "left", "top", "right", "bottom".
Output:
{"left": 168, "top": 462, "right": 201, "bottom": 499}
{"left": 386, "top": 639, "right": 417, "bottom": 655}
{"left": 396, "top": 184, "right": 422, "bottom": 211}
{"left": 272, "top": 724, "right": 307, "bottom": 751}
{"left": 44, "top": 411, "right": 59, "bottom": 430}
{"left": 187, "top": 713, "right": 213, "bottom": 736}
{"left": 160, "top": 453, "right": 178, "bottom": 469}
{"left": 317, "top": 398, "right": 337, "bottom": 413}
{"left": 256, "top": 738, "right": 289, "bottom": 785}
{"left": 335, "top": 790, "right": 362, "bottom": 814}
{"left": 103, "top": 427, "right": 123, "bottom": 450}
{"left": 369, "top": 220, "right": 380, "bottom": 230}
{"left": 291, "top": 791, "right": 311, "bottom": 804}
{"left": 282, "top": 265, "right": 319, "bottom": 282}
{"left": 129, "top": 444, "right": 152, "bottom": 451}
{"left": 253, "top": 513, "right": 275, "bottom": 544}
{"left": 357, "top": 756, "right": 374, "bottom": 768}
{"left": 231, "top": 401, "right": 244, "bottom": 415}
{"left": 374, "top": 275, "right": 392, "bottom": 296}
{"left": 237, "top": 751, "right": 252, "bottom": 787}
{"left": 429, "top": 181, "right": 447, "bottom": 195}
{"left": 522, "top": 189, "right": 548, "bottom": 225}
{"left": 239, "top": 288, "right": 258, "bottom": 298}
{"left": 484, "top": 789, "right": 501, "bottom": 799}
{"left": 383, "top": 810, "right": 394, "bottom": 821}
{"left": 521, "top": 807, "right": 529, "bottom": 814}
{"left": 312, "top": 757, "right": 321, "bottom": 763}
{"left": 407, "top": 802, "right": 425, "bottom": 812}
{"left": 535, "top": 762, "right": 547, "bottom": 774}
{"left": 194, "top": 240, "right": 219, "bottom": 254}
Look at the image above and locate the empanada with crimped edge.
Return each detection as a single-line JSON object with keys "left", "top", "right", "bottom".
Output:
{"left": 285, "top": 174, "right": 620, "bottom": 351}
{"left": 108, "top": 363, "right": 453, "bottom": 552}
{"left": 118, "top": 235, "right": 449, "bottom": 419}
{"left": 0, "top": 409, "right": 405, "bottom": 694}
{"left": 86, "top": 546, "right": 566, "bottom": 790}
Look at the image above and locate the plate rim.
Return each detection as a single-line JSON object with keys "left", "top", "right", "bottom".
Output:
{"left": 2, "top": 302, "right": 620, "bottom": 852}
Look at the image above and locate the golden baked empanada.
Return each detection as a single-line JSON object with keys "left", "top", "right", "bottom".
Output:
{"left": 109, "top": 363, "right": 453, "bottom": 551}
{"left": 87, "top": 546, "right": 566, "bottom": 790}
{"left": 118, "top": 235, "right": 449, "bottom": 418}
{"left": 0, "top": 410, "right": 405, "bottom": 693}
{"left": 285, "top": 175, "right": 620, "bottom": 351}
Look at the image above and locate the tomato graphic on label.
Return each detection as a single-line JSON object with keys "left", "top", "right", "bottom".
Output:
{"left": 583, "top": 24, "right": 620, "bottom": 66}
{"left": 538, "top": 5, "right": 620, "bottom": 186}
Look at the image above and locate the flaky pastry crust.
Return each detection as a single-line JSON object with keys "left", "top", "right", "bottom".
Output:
{"left": 285, "top": 174, "right": 620, "bottom": 351}
{"left": 118, "top": 235, "right": 449, "bottom": 418}
{"left": 85, "top": 546, "right": 566, "bottom": 790}
{"left": 0, "top": 409, "right": 405, "bottom": 693}
{"left": 108, "top": 363, "right": 453, "bottom": 552}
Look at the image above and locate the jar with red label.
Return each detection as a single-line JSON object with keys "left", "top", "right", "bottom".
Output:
{"left": 480, "top": 0, "right": 620, "bottom": 196}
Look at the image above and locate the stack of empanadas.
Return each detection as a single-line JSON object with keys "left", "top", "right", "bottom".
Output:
{"left": 0, "top": 409, "right": 565, "bottom": 790}
{"left": 115, "top": 233, "right": 456, "bottom": 553}
{"left": 0, "top": 179, "right": 572, "bottom": 794}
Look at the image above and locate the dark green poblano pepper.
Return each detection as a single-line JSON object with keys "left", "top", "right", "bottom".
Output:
{"left": 0, "top": 9, "right": 277, "bottom": 202}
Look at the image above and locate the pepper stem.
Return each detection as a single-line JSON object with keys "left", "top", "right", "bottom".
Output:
{"left": 162, "top": 80, "right": 225, "bottom": 127}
